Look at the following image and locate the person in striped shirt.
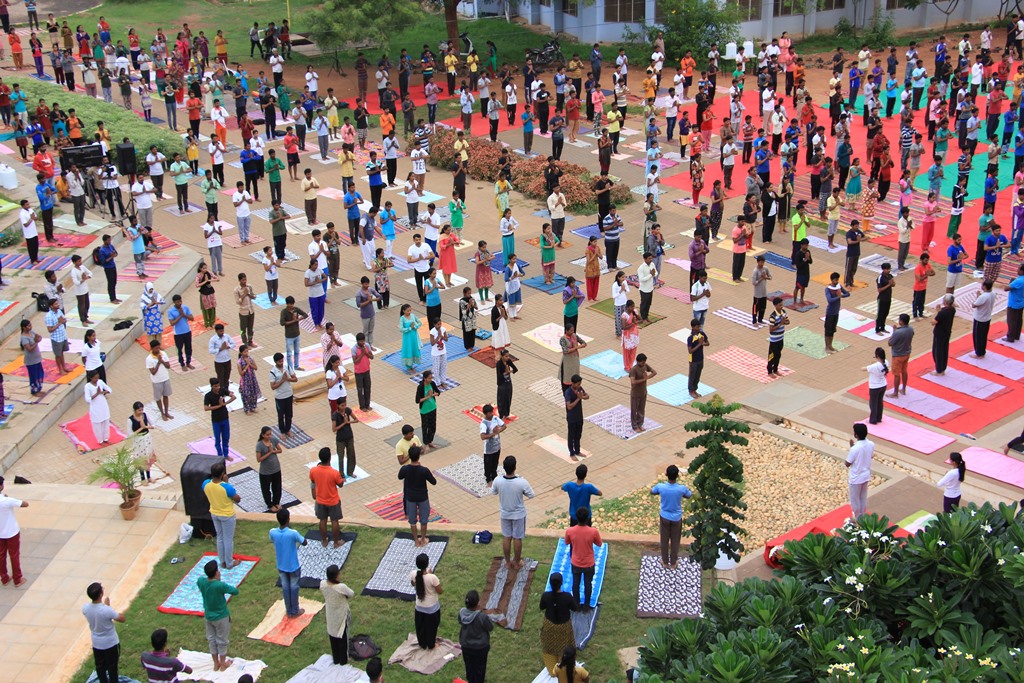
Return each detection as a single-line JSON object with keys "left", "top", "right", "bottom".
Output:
{"left": 141, "top": 628, "right": 192, "bottom": 682}
{"left": 766, "top": 297, "right": 790, "bottom": 377}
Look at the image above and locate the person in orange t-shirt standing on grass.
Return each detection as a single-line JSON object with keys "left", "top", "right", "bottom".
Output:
{"left": 563, "top": 507, "right": 603, "bottom": 610}
{"left": 310, "top": 446, "right": 345, "bottom": 548}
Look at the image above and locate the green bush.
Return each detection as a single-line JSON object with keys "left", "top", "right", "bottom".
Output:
{"left": 21, "top": 78, "right": 186, "bottom": 165}
{"left": 638, "top": 503, "right": 1024, "bottom": 681}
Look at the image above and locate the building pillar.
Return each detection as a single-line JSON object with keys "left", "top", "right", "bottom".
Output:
{"left": 760, "top": 0, "right": 774, "bottom": 42}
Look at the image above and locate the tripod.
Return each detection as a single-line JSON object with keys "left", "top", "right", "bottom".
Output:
{"left": 327, "top": 50, "right": 347, "bottom": 78}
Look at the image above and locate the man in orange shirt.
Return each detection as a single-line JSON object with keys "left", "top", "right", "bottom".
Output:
{"left": 309, "top": 447, "right": 345, "bottom": 548}
{"left": 563, "top": 507, "right": 603, "bottom": 609}
{"left": 380, "top": 108, "right": 395, "bottom": 138}
{"left": 679, "top": 50, "right": 696, "bottom": 99}
{"left": 186, "top": 92, "right": 203, "bottom": 138}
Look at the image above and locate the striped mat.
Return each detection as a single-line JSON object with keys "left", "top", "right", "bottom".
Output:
{"left": 224, "top": 233, "right": 266, "bottom": 248}
{"left": 0, "top": 253, "right": 71, "bottom": 271}
{"left": 480, "top": 556, "right": 539, "bottom": 631}
{"left": 365, "top": 493, "right": 448, "bottom": 524}
{"left": 761, "top": 251, "right": 796, "bottom": 272}
{"left": 655, "top": 285, "right": 690, "bottom": 303}
{"left": 252, "top": 203, "right": 304, "bottom": 221}
{"left": 713, "top": 306, "right": 761, "bottom": 330}
{"left": 361, "top": 533, "right": 448, "bottom": 600}
{"left": 708, "top": 345, "right": 792, "bottom": 383}
{"left": 857, "top": 298, "right": 914, "bottom": 317}
{"left": 250, "top": 248, "right": 302, "bottom": 264}
{"left": 586, "top": 404, "right": 662, "bottom": 439}
{"left": 119, "top": 255, "right": 179, "bottom": 283}
{"left": 150, "top": 232, "right": 179, "bottom": 251}
{"left": 270, "top": 424, "right": 314, "bottom": 448}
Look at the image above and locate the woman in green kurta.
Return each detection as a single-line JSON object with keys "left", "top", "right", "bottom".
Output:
{"left": 540, "top": 222, "right": 561, "bottom": 284}
{"left": 399, "top": 303, "right": 422, "bottom": 373}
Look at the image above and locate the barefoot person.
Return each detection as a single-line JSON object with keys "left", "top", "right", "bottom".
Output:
{"left": 490, "top": 456, "right": 534, "bottom": 570}
{"left": 398, "top": 445, "right": 437, "bottom": 547}
{"left": 82, "top": 582, "right": 126, "bottom": 683}
{"left": 650, "top": 465, "right": 692, "bottom": 569}
{"left": 270, "top": 508, "right": 307, "bottom": 619}
{"left": 197, "top": 560, "right": 238, "bottom": 672}
{"left": 309, "top": 446, "right": 345, "bottom": 548}
{"left": 629, "top": 353, "right": 657, "bottom": 432}
{"left": 888, "top": 313, "right": 914, "bottom": 397}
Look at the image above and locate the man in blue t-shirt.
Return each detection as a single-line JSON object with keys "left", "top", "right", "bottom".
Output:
{"left": 269, "top": 508, "right": 307, "bottom": 618}
{"left": 755, "top": 141, "right": 772, "bottom": 185}
{"left": 343, "top": 182, "right": 363, "bottom": 244}
{"left": 650, "top": 465, "right": 693, "bottom": 569}
{"left": 945, "top": 234, "right": 968, "bottom": 294}
{"left": 167, "top": 294, "right": 195, "bottom": 370}
{"left": 561, "top": 463, "right": 602, "bottom": 525}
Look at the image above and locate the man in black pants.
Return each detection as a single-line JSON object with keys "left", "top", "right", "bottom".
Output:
{"left": 97, "top": 233, "right": 120, "bottom": 303}
{"left": 269, "top": 353, "right": 296, "bottom": 436}
{"left": 83, "top": 582, "right": 125, "bottom": 683}
{"left": 415, "top": 370, "right": 439, "bottom": 449}
{"left": 564, "top": 374, "right": 589, "bottom": 460}
{"left": 487, "top": 92, "right": 501, "bottom": 142}
{"left": 875, "top": 263, "right": 895, "bottom": 334}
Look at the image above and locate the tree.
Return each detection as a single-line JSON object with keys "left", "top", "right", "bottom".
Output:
{"left": 682, "top": 395, "right": 749, "bottom": 571}
{"left": 647, "top": 0, "right": 740, "bottom": 65}
{"left": 304, "top": 0, "right": 420, "bottom": 53}
{"left": 444, "top": 0, "right": 461, "bottom": 55}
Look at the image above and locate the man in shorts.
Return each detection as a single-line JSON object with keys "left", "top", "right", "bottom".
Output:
{"left": 309, "top": 446, "right": 344, "bottom": 548}
{"left": 946, "top": 233, "right": 968, "bottom": 293}
{"left": 490, "top": 456, "right": 535, "bottom": 569}
{"left": 146, "top": 339, "right": 174, "bottom": 421}
{"left": 197, "top": 560, "right": 238, "bottom": 673}
{"left": 398, "top": 445, "right": 437, "bottom": 547}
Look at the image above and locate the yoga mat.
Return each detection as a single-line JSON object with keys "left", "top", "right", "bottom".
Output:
{"left": 761, "top": 251, "right": 796, "bottom": 272}
{"left": 261, "top": 344, "right": 326, "bottom": 379}
{"left": 712, "top": 306, "right": 761, "bottom": 330}
{"left": 246, "top": 597, "right": 324, "bottom": 646}
{"left": 468, "top": 251, "right": 530, "bottom": 274}
{"left": 176, "top": 649, "right": 267, "bottom": 683}
{"left": 928, "top": 282, "right": 1010, "bottom": 321}
{"left": 857, "top": 253, "right": 893, "bottom": 273}
{"left": 350, "top": 402, "right": 402, "bottom": 430}
{"left": 383, "top": 336, "right": 468, "bottom": 375}
{"left": 810, "top": 272, "right": 867, "bottom": 289}
{"left": 0, "top": 404, "right": 16, "bottom": 428}
{"left": 522, "top": 274, "right": 568, "bottom": 294}
{"left": 571, "top": 600, "right": 599, "bottom": 647}
{"left": 0, "top": 357, "right": 84, "bottom": 384}
{"left": 960, "top": 447, "right": 1024, "bottom": 488}
{"left": 589, "top": 298, "right": 665, "bottom": 326}
{"left": 654, "top": 285, "right": 691, "bottom": 303}
{"left": 273, "top": 530, "right": 357, "bottom": 588}
{"left": 529, "top": 377, "right": 570, "bottom": 406}
{"left": 545, "top": 538, "right": 608, "bottom": 608}
{"left": 252, "top": 203, "right": 304, "bottom": 221}
{"left": 383, "top": 431, "right": 450, "bottom": 451}
{"left": 45, "top": 233, "right": 96, "bottom": 248}
{"left": 586, "top": 404, "right": 662, "bottom": 439}
{"left": 855, "top": 416, "right": 956, "bottom": 454}
{"left": 957, "top": 351, "right": 1024, "bottom": 380}
{"left": 522, "top": 322, "right": 593, "bottom": 353}
{"left": 918, "top": 367, "right": 1010, "bottom": 400}
{"left": 896, "top": 510, "right": 937, "bottom": 534}
{"left": 158, "top": 553, "right": 260, "bottom": 615}
{"left": 135, "top": 315, "right": 221, "bottom": 351}
{"left": 533, "top": 434, "right": 592, "bottom": 462}
{"left": 636, "top": 554, "right": 703, "bottom": 618}
{"left": 785, "top": 326, "right": 850, "bottom": 359}
{"left": 570, "top": 223, "right": 604, "bottom": 240}
{"left": 463, "top": 405, "right": 517, "bottom": 423}
{"left": 993, "top": 336, "right": 1024, "bottom": 353}
{"left": 468, "top": 348, "right": 518, "bottom": 368}
{"left": 407, "top": 373, "right": 460, "bottom": 392}
{"left": 366, "top": 492, "right": 448, "bottom": 524}
{"left": 194, "top": 382, "right": 266, "bottom": 411}
{"left": 767, "top": 290, "right": 819, "bottom": 313}
{"left": 388, "top": 634, "right": 462, "bottom": 675}
{"left": 524, "top": 236, "right": 573, "bottom": 250}
{"left": 709, "top": 346, "right": 792, "bottom": 383}
{"left": 223, "top": 232, "right": 266, "bottom": 248}
{"left": 229, "top": 467, "right": 300, "bottom": 512}
{"left": 67, "top": 297, "right": 132, "bottom": 330}
{"left": 480, "top": 556, "right": 540, "bottom": 631}
{"left": 580, "top": 348, "right": 628, "bottom": 380}
{"left": 648, "top": 373, "right": 716, "bottom": 406}
{"left": 362, "top": 532, "right": 448, "bottom": 600}
{"left": 435, "top": 454, "right": 491, "bottom": 498}
{"left": 249, "top": 247, "right": 302, "bottom": 264}
{"left": 186, "top": 436, "right": 246, "bottom": 464}
{"left": 0, "top": 253, "right": 71, "bottom": 271}
{"left": 270, "top": 424, "right": 314, "bottom": 448}
{"left": 283, "top": 656, "right": 371, "bottom": 683}
{"left": 37, "top": 337, "right": 87, "bottom": 354}
{"left": 568, "top": 255, "right": 630, "bottom": 274}
{"left": 118, "top": 254, "right": 179, "bottom": 283}
{"left": 882, "top": 386, "right": 966, "bottom": 422}
{"left": 145, "top": 404, "right": 198, "bottom": 432}
{"left": 60, "top": 413, "right": 127, "bottom": 454}
{"left": 0, "top": 300, "right": 19, "bottom": 317}
{"left": 857, "top": 298, "right": 914, "bottom": 318}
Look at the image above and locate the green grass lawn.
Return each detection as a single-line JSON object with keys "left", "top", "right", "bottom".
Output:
{"left": 72, "top": 521, "right": 670, "bottom": 683}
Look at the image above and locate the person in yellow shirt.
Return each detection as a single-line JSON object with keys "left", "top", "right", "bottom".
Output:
{"left": 185, "top": 133, "right": 201, "bottom": 174}
{"left": 214, "top": 30, "right": 228, "bottom": 66}
{"left": 466, "top": 49, "right": 479, "bottom": 76}
{"left": 454, "top": 130, "right": 470, "bottom": 164}
{"left": 566, "top": 54, "right": 585, "bottom": 97}
{"left": 339, "top": 146, "right": 356, "bottom": 189}
{"left": 395, "top": 423, "right": 423, "bottom": 465}
{"left": 642, "top": 69, "right": 657, "bottom": 103}
{"left": 202, "top": 460, "right": 241, "bottom": 570}
{"left": 445, "top": 50, "right": 459, "bottom": 95}
{"left": 606, "top": 108, "right": 623, "bottom": 153}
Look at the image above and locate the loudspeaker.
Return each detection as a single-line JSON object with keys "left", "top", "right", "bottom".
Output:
{"left": 59, "top": 144, "right": 105, "bottom": 170}
{"left": 179, "top": 452, "right": 223, "bottom": 520}
{"left": 115, "top": 142, "right": 137, "bottom": 176}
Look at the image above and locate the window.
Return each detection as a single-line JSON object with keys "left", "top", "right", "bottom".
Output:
{"left": 820, "top": 0, "right": 846, "bottom": 10}
{"left": 563, "top": 0, "right": 578, "bottom": 16}
{"left": 773, "top": 0, "right": 801, "bottom": 17}
{"left": 733, "top": 0, "right": 761, "bottom": 21}
{"left": 885, "top": 0, "right": 904, "bottom": 8}
{"left": 539, "top": 0, "right": 551, "bottom": 6}
{"left": 605, "top": 0, "right": 646, "bottom": 23}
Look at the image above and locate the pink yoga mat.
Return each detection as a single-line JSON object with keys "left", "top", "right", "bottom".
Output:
{"left": 882, "top": 386, "right": 965, "bottom": 422}
{"left": 957, "top": 352, "right": 1024, "bottom": 381}
{"left": 918, "top": 367, "right": 1010, "bottom": 400}
{"left": 961, "top": 447, "right": 1024, "bottom": 489}
{"left": 856, "top": 416, "right": 956, "bottom": 454}
{"left": 187, "top": 437, "right": 246, "bottom": 464}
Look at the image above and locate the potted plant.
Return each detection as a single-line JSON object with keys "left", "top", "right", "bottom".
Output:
{"left": 87, "top": 445, "right": 147, "bottom": 520}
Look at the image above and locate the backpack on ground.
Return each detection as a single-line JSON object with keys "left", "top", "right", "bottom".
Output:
{"left": 348, "top": 634, "right": 381, "bottom": 661}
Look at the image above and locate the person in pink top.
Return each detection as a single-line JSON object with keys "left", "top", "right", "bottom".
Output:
{"left": 731, "top": 221, "right": 751, "bottom": 282}
{"left": 921, "top": 191, "right": 939, "bottom": 250}
{"left": 563, "top": 507, "right": 603, "bottom": 609}
{"left": 340, "top": 117, "right": 356, "bottom": 146}
{"left": 351, "top": 331, "right": 374, "bottom": 411}
{"left": 591, "top": 85, "right": 606, "bottom": 130}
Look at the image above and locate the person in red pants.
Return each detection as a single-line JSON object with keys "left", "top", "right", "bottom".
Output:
{"left": 0, "top": 475, "right": 29, "bottom": 586}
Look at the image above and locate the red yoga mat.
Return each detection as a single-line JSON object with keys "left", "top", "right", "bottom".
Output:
{"left": 764, "top": 505, "right": 910, "bottom": 568}
{"left": 60, "top": 413, "right": 127, "bottom": 453}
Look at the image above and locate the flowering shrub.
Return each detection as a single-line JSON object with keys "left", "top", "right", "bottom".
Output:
{"left": 426, "top": 127, "right": 632, "bottom": 212}
{"left": 637, "top": 503, "right": 1024, "bottom": 681}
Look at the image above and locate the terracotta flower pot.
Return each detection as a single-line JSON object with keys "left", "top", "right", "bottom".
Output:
{"left": 120, "top": 490, "right": 142, "bottom": 520}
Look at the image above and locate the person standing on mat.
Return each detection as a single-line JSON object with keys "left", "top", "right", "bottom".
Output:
{"left": 844, "top": 219, "right": 866, "bottom": 288}
{"left": 888, "top": 314, "right": 914, "bottom": 397}
{"left": 310, "top": 447, "right": 345, "bottom": 549}
{"left": 538, "top": 573, "right": 578, "bottom": 675}
{"left": 1004, "top": 264, "right": 1024, "bottom": 342}
{"left": 767, "top": 297, "right": 789, "bottom": 378}
{"left": 479, "top": 404, "right": 506, "bottom": 486}
{"left": 687, "top": 318, "right": 709, "bottom": 399}
{"left": 208, "top": 324, "right": 236, "bottom": 390}
{"left": 490, "top": 456, "right": 535, "bottom": 570}
{"left": 564, "top": 507, "right": 603, "bottom": 610}
{"left": 936, "top": 452, "right": 966, "bottom": 513}
{"left": 912, "top": 253, "right": 936, "bottom": 320}
{"left": 332, "top": 396, "right": 359, "bottom": 479}
{"left": 875, "top": 263, "right": 895, "bottom": 334}
{"left": 629, "top": 353, "right": 657, "bottom": 433}
{"left": 203, "top": 378, "right": 236, "bottom": 459}
{"left": 564, "top": 374, "right": 589, "bottom": 460}
{"left": 82, "top": 582, "right": 125, "bottom": 683}
{"left": 399, "top": 445, "right": 437, "bottom": 548}
{"left": 202, "top": 461, "right": 240, "bottom": 569}
{"left": 197, "top": 560, "right": 238, "bottom": 673}
{"left": 846, "top": 423, "right": 874, "bottom": 518}
{"left": 321, "top": 563, "right": 356, "bottom": 665}
{"left": 650, "top": 465, "right": 692, "bottom": 569}
{"left": 415, "top": 370, "right": 441, "bottom": 451}
{"left": 411, "top": 552, "right": 443, "bottom": 650}
{"left": 270, "top": 507, "right": 307, "bottom": 619}
{"left": 932, "top": 294, "right": 956, "bottom": 374}
{"left": 865, "top": 347, "right": 889, "bottom": 425}
{"left": 824, "top": 272, "right": 851, "bottom": 354}
{"left": 496, "top": 349, "right": 518, "bottom": 420}
{"left": 751, "top": 255, "right": 771, "bottom": 326}
{"left": 971, "top": 280, "right": 996, "bottom": 358}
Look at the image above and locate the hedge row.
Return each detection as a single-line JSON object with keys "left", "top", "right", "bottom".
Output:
{"left": 21, "top": 78, "right": 187, "bottom": 165}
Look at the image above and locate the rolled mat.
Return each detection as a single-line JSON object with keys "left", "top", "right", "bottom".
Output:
{"left": 274, "top": 530, "right": 356, "bottom": 588}
{"left": 246, "top": 597, "right": 324, "bottom": 646}
{"left": 480, "top": 556, "right": 539, "bottom": 630}
{"left": 158, "top": 553, "right": 260, "bottom": 615}
{"left": 636, "top": 553, "right": 703, "bottom": 618}
{"left": 960, "top": 447, "right": 1024, "bottom": 489}
{"left": 545, "top": 538, "right": 608, "bottom": 609}
{"left": 362, "top": 532, "right": 448, "bottom": 600}
{"left": 227, "top": 467, "right": 300, "bottom": 513}
{"left": 60, "top": 413, "right": 127, "bottom": 454}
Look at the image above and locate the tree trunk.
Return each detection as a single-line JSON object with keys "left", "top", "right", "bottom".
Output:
{"left": 445, "top": 0, "right": 461, "bottom": 50}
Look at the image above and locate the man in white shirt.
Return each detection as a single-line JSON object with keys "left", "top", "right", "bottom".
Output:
{"left": 690, "top": 269, "right": 711, "bottom": 325}
{"left": 19, "top": 199, "right": 40, "bottom": 265}
{"left": 146, "top": 339, "right": 174, "bottom": 421}
{"left": 981, "top": 27, "right": 993, "bottom": 53}
{"left": 145, "top": 145, "right": 167, "bottom": 199}
{"left": 66, "top": 164, "right": 87, "bottom": 226}
{"left": 208, "top": 322, "right": 236, "bottom": 388}
{"left": 650, "top": 49, "right": 665, "bottom": 88}
{"left": 665, "top": 87, "right": 681, "bottom": 141}
{"left": 383, "top": 131, "right": 401, "bottom": 186}
{"left": 0, "top": 475, "right": 29, "bottom": 587}
{"left": 305, "top": 65, "right": 319, "bottom": 100}
{"left": 232, "top": 181, "right": 254, "bottom": 244}
{"left": 410, "top": 146, "right": 427, "bottom": 192}
{"left": 208, "top": 135, "right": 226, "bottom": 186}
{"left": 209, "top": 99, "right": 228, "bottom": 144}
{"left": 615, "top": 49, "right": 629, "bottom": 86}
{"left": 547, "top": 186, "right": 567, "bottom": 241}
{"left": 81, "top": 57, "right": 98, "bottom": 98}
{"left": 203, "top": 216, "right": 224, "bottom": 276}
{"left": 70, "top": 254, "right": 93, "bottom": 325}
{"left": 637, "top": 252, "right": 658, "bottom": 322}
{"left": 407, "top": 233, "right": 435, "bottom": 303}
{"left": 313, "top": 109, "right": 331, "bottom": 161}
{"left": 421, "top": 203, "right": 442, "bottom": 256}
{"left": 308, "top": 229, "right": 330, "bottom": 296}
{"left": 846, "top": 423, "right": 874, "bottom": 518}
{"left": 269, "top": 49, "right": 285, "bottom": 87}
{"left": 131, "top": 172, "right": 155, "bottom": 229}
{"left": 721, "top": 136, "right": 738, "bottom": 190}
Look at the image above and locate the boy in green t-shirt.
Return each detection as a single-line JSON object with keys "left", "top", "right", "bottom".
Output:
{"left": 197, "top": 560, "right": 239, "bottom": 672}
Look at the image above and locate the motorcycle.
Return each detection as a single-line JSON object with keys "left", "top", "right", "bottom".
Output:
{"left": 525, "top": 38, "right": 565, "bottom": 68}
{"left": 438, "top": 32, "right": 474, "bottom": 60}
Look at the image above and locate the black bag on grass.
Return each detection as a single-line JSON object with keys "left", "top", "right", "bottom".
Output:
{"left": 349, "top": 634, "right": 381, "bottom": 661}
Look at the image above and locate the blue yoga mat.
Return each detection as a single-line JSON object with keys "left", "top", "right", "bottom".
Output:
{"left": 252, "top": 292, "right": 282, "bottom": 309}
{"left": 647, "top": 373, "right": 716, "bottom": 407}
{"left": 522, "top": 274, "right": 567, "bottom": 294}
{"left": 762, "top": 251, "right": 796, "bottom": 272}
{"left": 571, "top": 223, "right": 603, "bottom": 240}
{"left": 469, "top": 251, "right": 530, "bottom": 275}
{"left": 380, "top": 333, "right": 470, "bottom": 374}
{"left": 545, "top": 538, "right": 608, "bottom": 608}
{"left": 581, "top": 348, "right": 628, "bottom": 380}
{"left": 158, "top": 554, "right": 258, "bottom": 615}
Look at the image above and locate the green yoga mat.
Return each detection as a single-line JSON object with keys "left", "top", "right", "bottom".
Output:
{"left": 784, "top": 326, "right": 849, "bottom": 360}
{"left": 589, "top": 298, "right": 666, "bottom": 326}
{"left": 913, "top": 149, "right": 1017, "bottom": 198}
{"left": 0, "top": 200, "right": 18, "bottom": 215}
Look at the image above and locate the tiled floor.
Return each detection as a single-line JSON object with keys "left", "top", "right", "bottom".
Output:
{"left": 0, "top": 528, "right": 72, "bottom": 620}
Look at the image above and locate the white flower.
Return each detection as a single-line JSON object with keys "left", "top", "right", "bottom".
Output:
{"left": 937, "top": 540, "right": 947, "bottom": 546}
{"left": 846, "top": 575, "right": 858, "bottom": 585}
{"left": 824, "top": 576, "right": 833, "bottom": 583}
{"left": 847, "top": 636, "right": 856, "bottom": 642}
{"left": 856, "top": 583, "right": 865, "bottom": 592}
{"left": 982, "top": 524, "right": 993, "bottom": 533}
{"left": 794, "top": 623, "right": 805, "bottom": 630}
{"left": 999, "top": 558, "right": 1006, "bottom": 566}
{"left": 860, "top": 647, "right": 869, "bottom": 654}
{"left": 854, "top": 567, "right": 863, "bottom": 575}
{"left": 879, "top": 536, "right": 889, "bottom": 542}
{"left": 845, "top": 607, "right": 853, "bottom": 614}
{"left": 823, "top": 597, "right": 833, "bottom": 605}
{"left": 865, "top": 548, "right": 873, "bottom": 554}
{"left": 837, "top": 643, "right": 846, "bottom": 651}
{"left": 873, "top": 531, "right": 882, "bottom": 538}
